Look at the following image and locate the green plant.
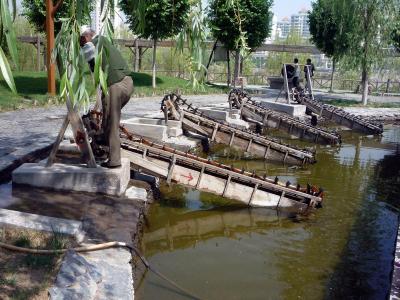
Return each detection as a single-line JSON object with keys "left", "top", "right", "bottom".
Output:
{"left": 208, "top": 0, "right": 273, "bottom": 80}
{"left": 120, "top": 0, "right": 190, "bottom": 88}
{"left": 21, "top": 0, "right": 92, "bottom": 34}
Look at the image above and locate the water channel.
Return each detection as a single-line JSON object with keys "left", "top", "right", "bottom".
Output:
{"left": 136, "top": 126, "right": 400, "bottom": 300}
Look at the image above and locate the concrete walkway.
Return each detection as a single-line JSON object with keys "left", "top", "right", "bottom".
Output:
{"left": 0, "top": 94, "right": 230, "bottom": 180}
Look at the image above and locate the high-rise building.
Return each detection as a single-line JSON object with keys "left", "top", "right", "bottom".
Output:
{"left": 275, "top": 8, "right": 311, "bottom": 40}
{"left": 290, "top": 8, "right": 310, "bottom": 38}
{"left": 276, "top": 17, "right": 290, "bottom": 39}
{"left": 89, "top": 1, "right": 124, "bottom": 34}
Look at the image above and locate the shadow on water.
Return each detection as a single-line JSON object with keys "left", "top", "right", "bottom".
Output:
{"left": 326, "top": 149, "right": 400, "bottom": 299}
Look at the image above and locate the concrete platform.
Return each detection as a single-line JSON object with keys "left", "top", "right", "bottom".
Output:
{"left": 258, "top": 99, "right": 306, "bottom": 117}
{"left": 121, "top": 117, "right": 183, "bottom": 141}
{"left": 198, "top": 106, "right": 250, "bottom": 129}
{"left": 12, "top": 158, "right": 130, "bottom": 196}
{"left": 0, "top": 208, "right": 84, "bottom": 242}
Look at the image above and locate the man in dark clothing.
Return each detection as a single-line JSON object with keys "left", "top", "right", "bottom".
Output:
{"left": 304, "top": 58, "right": 315, "bottom": 94}
{"left": 81, "top": 28, "right": 134, "bottom": 168}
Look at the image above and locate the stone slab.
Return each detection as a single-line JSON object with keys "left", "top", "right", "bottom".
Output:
{"left": 391, "top": 223, "right": 400, "bottom": 299}
{"left": 258, "top": 99, "right": 306, "bottom": 117}
{"left": 12, "top": 158, "right": 130, "bottom": 196}
{"left": 82, "top": 247, "right": 134, "bottom": 300}
{"left": 50, "top": 248, "right": 134, "bottom": 300}
{"left": 125, "top": 186, "right": 148, "bottom": 202}
{"left": 49, "top": 250, "right": 103, "bottom": 300}
{"left": 0, "top": 208, "right": 84, "bottom": 242}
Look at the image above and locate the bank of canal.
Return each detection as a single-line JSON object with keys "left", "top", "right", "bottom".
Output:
{"left": 136, "top": 126, "right": 400, "bottom": 300}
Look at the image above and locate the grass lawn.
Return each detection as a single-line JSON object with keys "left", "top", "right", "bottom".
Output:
{"left": 0, "top": 71, "right": 228, "bottom": 112}
{"left": 0, "top": 227, "right": 75, "bottom": 299}
{"left": 320, "top": 98, "right": 400, "bottom": 108}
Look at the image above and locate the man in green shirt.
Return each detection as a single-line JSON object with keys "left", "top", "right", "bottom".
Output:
{"left": 80, "top": 27, "right": 134, "bottom": 168}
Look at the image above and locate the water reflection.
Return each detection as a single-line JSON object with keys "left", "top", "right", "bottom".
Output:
{"left": 138, "top": 127, "right": 400, "bottom": 300}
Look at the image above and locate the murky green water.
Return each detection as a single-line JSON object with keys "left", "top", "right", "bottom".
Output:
{"left": 137, "top": 127, "right": 400, "bottom": 300}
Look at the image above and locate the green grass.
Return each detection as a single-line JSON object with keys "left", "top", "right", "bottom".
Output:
{"left": 130, "top": 72, "right": 229, "bottom": 97}
{"left": 321, "top": 98, "right": 400, "bottom": 108}
{"left": 0, "top": 71, "right": 56, "bottom": 111}
{"left": 0, "top": 71, "right": 228, "bottom": 111}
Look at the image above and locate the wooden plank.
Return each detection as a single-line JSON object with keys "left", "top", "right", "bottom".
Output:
{"left": 196, "top": 165, "right": 205, "bottom": 189}
{"left": 166, "top": 155, "right": 176, "bottom": 183}
{"left": 248, "top": 183, "right": 259, "bottom": 205}
{"left": 222, "top": 175, "right": 232, "bottom": 197}
{"left": 121, "top": 140, "right": 322, "bottom": 203}
{"left": 46, "top": 116, "right": 69, "bottom": 167}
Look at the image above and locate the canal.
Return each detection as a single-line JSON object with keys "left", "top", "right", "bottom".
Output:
{"left": 136, "top": 126, "right": 400, "bottom": 299}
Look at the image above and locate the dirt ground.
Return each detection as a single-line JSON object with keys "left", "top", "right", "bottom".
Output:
{"left": 0, "top": 227, "right": 75, "bottom": 300}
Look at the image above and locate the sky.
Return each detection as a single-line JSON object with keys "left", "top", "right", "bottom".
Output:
{"left": 273, "top": 0, "right": 312, "bottom": 20}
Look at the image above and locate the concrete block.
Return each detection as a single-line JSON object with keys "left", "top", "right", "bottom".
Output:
{"left": 226, "top": 117, "right": 250, "bottom": 130}
{"left": 198, "top": 108, "right": 229, "bottom": 121}
{"left": 258, "top": 99, "right": 306, "bottom": 117}
{"left": 167, "top": 127, "right": 183, "bottom": 137}
{"left": 125, "top": 186, "right": 147, "bottom": 202}
{"left": 0, "top": 208, "right": 84, "bottom": 242}
{"left": 121, "top": 117, "right": 183, "bottom": 140}
{"left": 122, "top": 119, "right": 167, "bottom": 141}
{"left": 12, "top": 158, "right": 130, "bottom": 196}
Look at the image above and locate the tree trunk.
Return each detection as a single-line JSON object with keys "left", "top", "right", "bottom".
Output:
{"left": 329, "top": 59, "right": 336, "bottom": 93}
{"left": 233, "top": 49, "right": 241, "bottom": 86}
{"left": 361, "top": 68, "right": 368, "bottom": 106}
{"left": 227, "top": 50, "right": 231, "bottom": 87}
{"left": 152, "top": 39, "right": 157, "bottom": 89}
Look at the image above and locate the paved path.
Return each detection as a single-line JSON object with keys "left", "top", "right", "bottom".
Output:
{"left": 0, "top": 94, "right": 230, "bottom": 181}
{"left": 0, "top": 94, "right": 229, "bottom": 158}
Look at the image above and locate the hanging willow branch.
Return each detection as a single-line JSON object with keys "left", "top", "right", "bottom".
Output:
{"left": 0, "top": 0, "right": 18, "bottom": 93}
{"left": 53, "top": 0, "right": 114, "bottom": 111}
{"left": 176, "top": 0, "right": 207, "bottom": 90}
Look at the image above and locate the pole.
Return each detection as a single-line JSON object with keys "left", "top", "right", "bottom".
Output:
{"left": 37, "top": 36, "right": 41, "bottom": 72}
{"left": 46, "top": 0, "right": 56, "bottom": 95}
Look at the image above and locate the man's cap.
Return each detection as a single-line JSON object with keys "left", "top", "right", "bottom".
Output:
{"left": 80, "top": 25, "right": 93, "bottom": 36}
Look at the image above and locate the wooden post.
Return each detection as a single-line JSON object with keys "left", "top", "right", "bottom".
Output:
{"left": 386, "top": 79, "right": 391, "bottom": 94}
{"left": 37, "top": 36, "right": 41, "bottom": 72}
{"left": 134, "top": 39, "right": 139, "bottom": 72}
{"left": 46, "top": 0, "right": 56, "bottom": 95}
{"left": 138, "top": 47, "right": 143, "bottom": 71}
{"left": 283, "top": 64, "right": 290, "bottom": 104}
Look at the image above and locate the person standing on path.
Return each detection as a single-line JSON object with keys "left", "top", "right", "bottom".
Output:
{"left": 304, "top": 58, "right": 315, "bottom": 95}
{"left": 80, "top": 27, "right": 134, "bottom": 168}
{"left": 292, "top": 58, "right": 300, "bottom": 90}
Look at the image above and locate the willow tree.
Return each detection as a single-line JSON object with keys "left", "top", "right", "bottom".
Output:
{"left": 22, "top": 0, "right": 92, "bottom": 34}
{"left": 176, "top": 0, "right": 207, "bottom": 90}
{"left": 0, "top": 0, "right": 19, "bottom": 93}
{"left": 120, "top": 0, "right": 190, "bottom": 88}
{"left": 208, "top": 0, "right": 273, "bottom": 83}
{"left": 308, "top": 0, "right": 352, "bottom": 92}
{"left": 52, "top": 0, "right": 115, "bottom": 109}
{"left": 338, "top": 0, "right": 399, "bottom": 105}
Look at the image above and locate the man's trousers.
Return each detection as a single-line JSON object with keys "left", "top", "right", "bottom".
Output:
{"left": 102, "top": 76, "right": 134, "bottom": 167}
